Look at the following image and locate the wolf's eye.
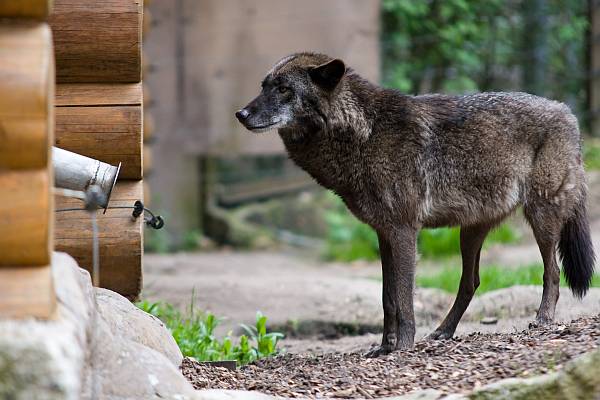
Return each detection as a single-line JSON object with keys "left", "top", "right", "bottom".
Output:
{"left": 278, "top": 86, "right": 290, "bottom": 94}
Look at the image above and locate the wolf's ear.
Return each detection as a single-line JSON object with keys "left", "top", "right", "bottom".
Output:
{"left": 309, "top": 59, "right": 346, "bottom": 91}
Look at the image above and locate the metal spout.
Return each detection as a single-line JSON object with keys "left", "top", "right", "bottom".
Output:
{"left": 52, "top": 147, "right": 121, "bottom": 210}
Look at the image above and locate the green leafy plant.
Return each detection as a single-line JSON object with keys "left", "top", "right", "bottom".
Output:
{"left": 240, "top": 312, "right": 284, "bottom": 364}
{"left": 136, "top": 300, "right": 283, "bottom": 365}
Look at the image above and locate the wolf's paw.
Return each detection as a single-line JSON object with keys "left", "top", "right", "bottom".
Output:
{"left": 529, "top": 317, "right": 553, "bottom": 329}
{"left": 426, "top": 329, "right": 454, "bottom": 340}
{"left": 364, "top": 345, "right": 394, "bottom": 358}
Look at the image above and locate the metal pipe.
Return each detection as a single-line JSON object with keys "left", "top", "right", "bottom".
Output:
{"left": 52, "top": 147, "right": 120, "bottom": 210}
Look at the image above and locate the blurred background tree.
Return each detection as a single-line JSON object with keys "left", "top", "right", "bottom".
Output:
{"left": 381, "top": 0, "right": 588, "bottom": 124}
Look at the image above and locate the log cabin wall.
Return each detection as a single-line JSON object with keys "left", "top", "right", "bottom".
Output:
{"left": 0, "top": 0, "right": 56, "bottom": 318}
{"left": 49, "top": 0, "right": 144, "bottom": 300}
{"left": 144, "top": 0, "right": 381, "bottom": 245}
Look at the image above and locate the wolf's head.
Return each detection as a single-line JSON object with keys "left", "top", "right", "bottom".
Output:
{"left": 235, "top": 52, "right": 346, "bottom": 134}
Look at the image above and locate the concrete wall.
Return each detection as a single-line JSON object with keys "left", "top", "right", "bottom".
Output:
{"left": 144, "top": 0, "right": 380, "bottom": 244}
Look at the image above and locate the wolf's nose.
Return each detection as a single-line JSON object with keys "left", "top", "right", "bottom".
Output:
{"left": 235, "top": 109, "right": 250, "bottom": 122}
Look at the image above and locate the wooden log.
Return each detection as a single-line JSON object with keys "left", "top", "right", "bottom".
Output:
{"left": 0, "top": 169, "right": 52, "bottom": 266}
{"left": 55, "top": 83, "right": 143, "bottom": 179}
{"left": 54, "top": 180, "right": 143, "bottom": 300}
{"left": 49, "top": 0, "right": 142, "bottom": 83}
{"left": 0, "top": 22, "right": 54, "bottom": 170}
{"left": 0, "top": 265, "right": 56, "bottom": 319}
{"left": 0, "top": 0, "right": 52, "bottom": 19}
{"left": 55, "top": 83, "right": 142, "bottom": 106}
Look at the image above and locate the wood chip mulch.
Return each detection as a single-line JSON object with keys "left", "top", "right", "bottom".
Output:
{"left": 181, "top": 315, "right": 600, "bottom": 398}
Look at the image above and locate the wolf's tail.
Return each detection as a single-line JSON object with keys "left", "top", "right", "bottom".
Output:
{"left": 558, "top": 193, "right": 596, "bottom": 298}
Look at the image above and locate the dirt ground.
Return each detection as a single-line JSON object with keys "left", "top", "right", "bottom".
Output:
{"left": 143, "top": 244, "right": 600, "bottom": 350}
{"left": 181, "top": 315, "right": 600, "bottom": 398}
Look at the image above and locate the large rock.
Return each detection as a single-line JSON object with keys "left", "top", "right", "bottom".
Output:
{"left": 80, "top": 316, "right": 195, "bottom": 399}
{"left": 0, "top": 252, "right": 196, "bottom": 400}
{"left": 95, "top": 288, "right": 183, "bottom": 367}
{"left": 0, "top": 253, "right": 93, "bottom": 400}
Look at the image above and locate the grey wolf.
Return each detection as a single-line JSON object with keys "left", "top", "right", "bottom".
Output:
{"left": 235, "top": 52, "right": 595, "bottom": 356}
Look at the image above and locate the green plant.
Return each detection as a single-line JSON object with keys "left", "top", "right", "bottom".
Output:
{"left": 136, "top": 300, "right": 283, "bottom": 365}
{"left": 583, "top": 139, "right": 600, "bottom": 170}
{"left": 416, "top": 263, "right": 600, "bottom": 294}
{"left": 144, "top": 229, "right": 171, "bottom": 253}
{"left": 240, "top": 312, "right": 284, "bottom": 363}
{"left": 324, "top": 204, "right": 379, "bottom": 261}
{"left": 181, "top": 229, "right": 203, "bottom": 251}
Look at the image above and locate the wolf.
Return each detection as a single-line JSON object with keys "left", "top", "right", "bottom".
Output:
{"left": 235, "top": 52, "right": 595, "bottom": 356}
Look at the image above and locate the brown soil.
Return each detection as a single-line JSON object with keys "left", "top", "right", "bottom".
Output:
{"left": 181, "top": 315, "right": 600, "bottom": 398}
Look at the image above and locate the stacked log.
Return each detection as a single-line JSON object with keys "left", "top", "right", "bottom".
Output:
{"left": 50, "top": 0, "right": 145, "bottom": 299}
{"left": 54, "top": 181, "right": 143, "bottom": 297}
{"left": 48, "top": 0, "right": 142, "bottom": 83}
{"left": 0, "top": 0, "right": 51, "bottom": 19}
{"left": 0, "top": 3, "right": 56, "bottom": 318}
{"left": 55, "top": 83, "right": 143, "bottom": 179}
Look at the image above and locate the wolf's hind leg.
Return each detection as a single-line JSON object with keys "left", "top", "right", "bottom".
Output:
{"left": 525, "top": 205, "right": 563, "bottom": 324}
{"left": 427, "top": 224, "right": 492, "bottom": 340}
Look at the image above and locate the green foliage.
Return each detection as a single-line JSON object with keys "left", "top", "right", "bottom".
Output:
{"left": 381, "top": 0, "right": 588, "bottom": 123}
{"left": 417, "top": 263, "right": 600, "bottom": 294}
{"left": 583, "top": 140, "right": 600, "bottom": 170}
{"left": 323, "top": 195, "right": 379, "bottom": 261}
{"left": 136, "top": 300, "right": 283, "bottom": 365}
{"left": 382, "top": 0, "right": 504, "bottom": 94}
{"left": 144, "top": 229, "right": 170, "bottom": 253}
{"left": 324, "top": 194, "right": 520, "bottom": 262}
{"left": 239, "top": 313, "right": 284, "bottom": 362}
{"left": 417, "top": 227, "right": 461, "bottom": 259}
{"left": 416, "top": 224, "right": 520, "bottom": 259}
{"left": 181, "top": 229, "right": 203, "bottom": 251}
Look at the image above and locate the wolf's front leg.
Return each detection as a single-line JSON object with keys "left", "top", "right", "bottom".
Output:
{"left": 366, "top": 227, "right": 417, "bottom": 357}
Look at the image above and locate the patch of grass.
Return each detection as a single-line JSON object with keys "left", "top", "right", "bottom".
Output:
{"left": 583, "top": 139, "right": 600, "bottom": 170}
{"left": 324, "top": 207, "right": 379, "bottom": 262}
{"left": 181, "top": 229, "right": 204, "bottom": 251}
{"left": 323, "top": 193, "right": 521, "bottom": 261}
{"left": 136, "top": 300, "right": 283, "bottom": 365}
{"left": 417, "top": 263, "right": 600, "bottom": 294}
